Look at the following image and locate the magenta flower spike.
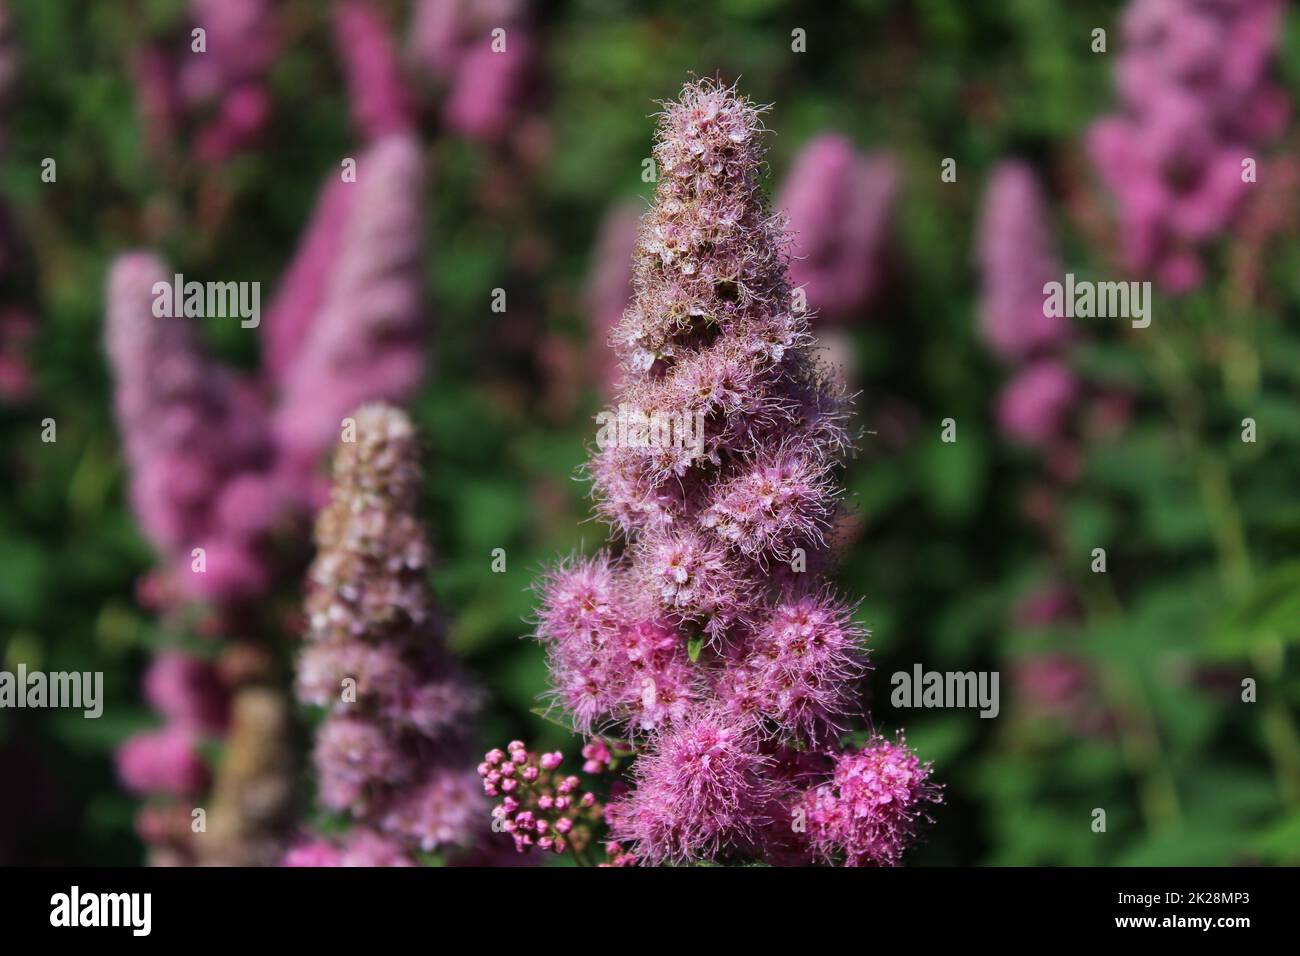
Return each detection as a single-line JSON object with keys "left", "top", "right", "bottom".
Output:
{"left": 975, "top": 161, "right": 1070, "bottom": 363}
{"left": 332, "top": 0, "right": 415, "bottom": 144}
{"left": 271, "top": 134, "right": 428, "bottom": 484}
{"left": 514, "top": 79, "right": 938, "bottom": 866}
{"left": 105, "top": 252, "right": 277, "bottom": 603}
{"left": 1086, "top": 0, "right": 1288, "bottom": 291}
{"left": 294, "top": 403, "right": 482, "bottom": 862}
{"left": 260, "top": 175, "right": 356, "bottom": 384}
{"left": 408, "top": 0, "right": 535, "bottom": 145}
{"left": 778, "top": 133, "right": 898, "bottom": 324}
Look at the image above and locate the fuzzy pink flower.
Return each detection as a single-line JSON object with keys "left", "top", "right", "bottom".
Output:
{"left": 534, "top": 556, "right": 699, "bottom": 734}
{"left": 535, "top": 553, "right": 625, "bottom": 650}
{"left": 703, "top": 447, "right": 837, "bottom": 562}
{"left": 803, "top": 735, "right": 941, "bottom": 866}
{"left": 632, "top": 527, "right": 752, "bottom": 638}
{"left": 606, "top": 709, "right": 778, "bottom": 865}
{"left": 719, "top": 591, "right": 868, "bottom": 744}
{"left": 297, "top": 403, "right": 483, "bottom": 854}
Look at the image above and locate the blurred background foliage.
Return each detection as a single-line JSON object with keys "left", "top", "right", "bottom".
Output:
{"left": 0, "top": 0, "right": 1297, "bottom": 865}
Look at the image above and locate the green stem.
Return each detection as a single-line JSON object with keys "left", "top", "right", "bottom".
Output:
{"left": 1078, "top": 571, "right": 1182, "bottom": 832}
{"left": 1143, "top": 323, "right": 1300, "bottom": 810}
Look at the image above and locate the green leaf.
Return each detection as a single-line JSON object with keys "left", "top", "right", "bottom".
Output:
{"left": 1211, "top": 562, "right": 1300, "bottom": 654}
{"left": 1253, "top": 813, "right": 1300, "bottom": 863}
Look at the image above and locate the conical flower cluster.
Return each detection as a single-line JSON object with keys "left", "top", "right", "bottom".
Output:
{"left": 525, "top": 80, "right": 938, "bottom": 866}
{"left": 296, "top": 403, "right": 482, "bottom": 859}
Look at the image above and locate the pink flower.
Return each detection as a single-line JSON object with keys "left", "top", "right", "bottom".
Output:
{"left": 180, "top": 0, "right": 278, "bottom": 104}
{"left": 283, "top": 840, "right": 344, "bottom": 867}
{"left": 443, "top": 35, "right": 533, "bottom": 144}
{"left": 479, "top": 745, "right": 603, "bottom": 856}
{"left": 180, "top": 0, "right": 279, "bottom": 164}
{"left": 581, "top": 739, "right": 613, "bottom": 774}
{"left": 332, "top": 0, "right": 415, "bottom": 143}
{"left": 297, "top": 404, "right": 483, "bottom": 853}
{"left": 995, "top": 358, "right": 1079, "bottom": 448}
{"left": 408, "top": 0, "right": 534, "bottom": 146}
{"left": 271, "top": 135, "right": 427, "bottom": 481}
{"left": 976, "top": 162, "right": 1069, "bottom": 362}
{"left": 116, "top": 725, "right": 210, "bottom": 797}
{"left": 283, "top": 828, "right": 420, "bottom": 867}
{"left": 338, "top": 829, "right": 417, "bottom": 867}
{"left": 105, "top": 252, "right": 277, "bottom": 601}
{"left": 719, "top": 591, "right": 869, "bottom": 745}
{"left": 143, "top": 652, "right": 230, "bottom": 734}
{"left": 778, "top": 133, "right": 898, "bottom": 323}
{"left": 803, "top": 735, "right": 941, "bottom": 866}
{"left": 380, "top": 767, "right": 483, "bottom": 852}
{"left": 260, "top": 176, "right": 356, "bottom": 383}
{"left": 606, "top": 709, "right": 778, "bottom": 865}
{"left": 314, "top": 715, "right": 415, "bottom": 811}
{"left": 193, "top": 83, "right": 270, "bottom": 165}
{"left": 703, "top": 447, "right": 838, "bottom": 562}
{"left": 1086, "top": 0, "right": 1288, "bottom": 291}
{"left": 632, "top": 527, "right": 752, "bottom": 638}
{"left": 534, "top": 555, "right": 699, "bottom": 734}
{"left": 523, "top": 79, "right": 935, "bottom": 866}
